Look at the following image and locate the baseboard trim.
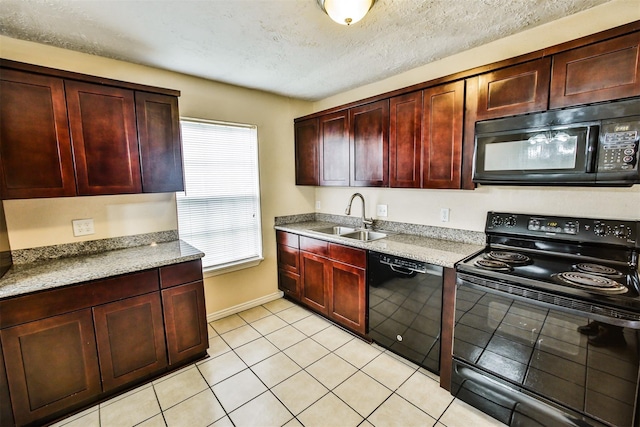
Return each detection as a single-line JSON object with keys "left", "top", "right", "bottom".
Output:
{"left": 206, "top": 291, "right": 284, "bottom": 322}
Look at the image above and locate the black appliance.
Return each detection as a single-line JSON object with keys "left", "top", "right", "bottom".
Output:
{"left": 368, "top": 251, "right": 443, "bottom": 374}
{"left": 453, "top": 212, "right": 640, "bottom": 427}
{"left": 473, "top": 98, "right": 640, "bottom": 186}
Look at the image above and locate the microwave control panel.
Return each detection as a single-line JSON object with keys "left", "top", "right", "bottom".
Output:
{"left": 598, "top": 119, "right": 639, "bottom": 173}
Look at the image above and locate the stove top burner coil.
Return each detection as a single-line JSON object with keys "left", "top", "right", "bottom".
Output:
{"left": 574, "top": 263, "right": 624, "bottom": 278}
{"left": 474, "top": 259, "right": 513, "bottom": 272}
{"left": 554, "top": 272, "right": 628, "bottom": 294}
{"left": 485, "top": 251, "right": 531, "bottom": 265}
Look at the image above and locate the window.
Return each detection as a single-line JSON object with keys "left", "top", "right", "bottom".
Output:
{"left": 177, "top": 118, "right": 262, "bottom": 272}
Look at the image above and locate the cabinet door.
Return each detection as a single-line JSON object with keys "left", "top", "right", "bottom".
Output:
{"left": 135, "top": 92, "right": 184, "bottom": 193}
{"left": 0, "top": 341, "right": 14, "bottom": 427}
{"left": 1, "top": 309, "right": 101, "bottom": 426}
{"left": 300, "top": 251, "right": 330, "bottom": 314}
{"left": 162, "top": 281, "right": 208, "bottom": 365}
{"left": 476, "top": 58, "right": 551, "bottom": 120}
{"left": 65, "top": 81, "right": 142, "bottom": 195}
{"left": 328, "top": 261, "right": 366, "bottom": 335}
{"left": 550, "top": 32, "right": 640, "bottom": 109}
{"left": 93, "top": 293, "right": 167, "bottom": 392}
{"left": 350, "top": 100, "right": 389, "bottom": 187}
{"left": 389, "top": 91, "right": 422, "bottom": 188}
{"left": 319, "top": 111, "right": 350, "bottom": 186}
{"left": 0, "top": 69, "right": 76, "bottom": 199}
{"left": 422, "top": 81, "right": 464, "bottom": 189}
{"left": 295, "top": 118, "right": 319, "bottom": 186}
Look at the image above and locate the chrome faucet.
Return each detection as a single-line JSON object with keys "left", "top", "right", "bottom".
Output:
{"left": 345, "top": 193, "right": 373, "bottom": 229}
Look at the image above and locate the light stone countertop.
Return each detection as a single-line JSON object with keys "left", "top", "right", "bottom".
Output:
{"left": 0, "top": 240, "right": 204, "bottom": 300}
{"left": 275, "top": 221, "right": 485, "bottom": 268}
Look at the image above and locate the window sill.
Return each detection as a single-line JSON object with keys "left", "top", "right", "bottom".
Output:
{"left": 202, "top": 256, "right": 264, "bottom": 278}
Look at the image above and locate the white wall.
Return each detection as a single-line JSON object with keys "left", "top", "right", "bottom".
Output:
{"left": 312, "top": 1, "right": 640, "bottom": 229}
{"left": 0, "top": 36, "right": 315, "bottom": 315}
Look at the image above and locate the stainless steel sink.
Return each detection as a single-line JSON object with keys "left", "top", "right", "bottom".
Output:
{"left": 341, "top": 230, "right": 387, "bottom": 242}
{"left": 312, "top": 226, "right": 357, "bottom": 235}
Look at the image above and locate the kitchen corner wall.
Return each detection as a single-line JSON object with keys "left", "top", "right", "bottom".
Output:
{"left": 0, "top": 36, "right": 315, "bottom": 315}
{"left": 312, "top": 1, "right": 640, "bottom": 228}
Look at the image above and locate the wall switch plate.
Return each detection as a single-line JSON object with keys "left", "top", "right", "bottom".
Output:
{"left": 376, "top": 204, "right": 388, "bottom": 217}
{"left": 72, "top": 219, "right": 95, "bottom": 236}
{"left": 440, "top": 208, "right": 450, "bottom": 222}
{"left": 315, "top": 201, "right": 321, "bottom": 210}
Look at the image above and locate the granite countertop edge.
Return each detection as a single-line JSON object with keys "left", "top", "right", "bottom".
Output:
{"left": 0, "top": 240, "right": 204, "bottom": 300}
{"left": 275, "top": 221, "right": 485, "bottom": 268}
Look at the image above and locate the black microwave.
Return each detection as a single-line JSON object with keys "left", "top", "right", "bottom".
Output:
{"left": 473, "top": 98, "right": 640, "bottom": 186}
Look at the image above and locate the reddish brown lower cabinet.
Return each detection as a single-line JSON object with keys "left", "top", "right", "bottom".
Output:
{"left": 162, "top": 281, "right": 208, "bottom": 365}
{"left": 329, "top": 260, "right": 366, "bottom": 335}
{"left": 277, "top": 231, "right": 301, "bottom": 300}
{"left": 0, "top": 260, "right": 207, "bottom": 426}
{"left": 282, "top": 233, "right": 367, "bottom": 335}
{"left": 1, "top": 309, "right": 101, "bottom": 426}
{"left": 93, "top": 293, "right": 167, "bottom": 391}
{"left": 300, "top": 251, "right": 331, "bottom": 314}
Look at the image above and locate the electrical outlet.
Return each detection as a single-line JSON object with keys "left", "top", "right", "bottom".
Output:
{"left": 376, "top": 204, "right": 388, "bottom": 217}
{"left": 72, "top": 219, "right": 95, "bottom": 236}
{"left": 315, "top": 200, "right": 321, "bottom": 210}
{"left": 440, "top": 208, "right": 450, "bottom": 222}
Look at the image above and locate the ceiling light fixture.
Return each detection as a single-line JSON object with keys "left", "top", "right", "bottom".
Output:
{"left": 317, "top": 0, "right": 376, "bottom": 26}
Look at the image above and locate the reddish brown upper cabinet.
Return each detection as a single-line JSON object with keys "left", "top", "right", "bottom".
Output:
{"left": 65, "top": 81, "right": 142, "bottom": 195}
{"left": 319, "top": 111, "right": 350, "bottom": 186}
{"left": 550, "top": 32, "right": 640, "bottom": 109}
{"left": 294, "top": 118, "right": 320, "bottom": 186}
{"left": 0, "top": 60, "right": 184, "bottom": 200}
{"left": 135, "top": 92, "right": 184, "bottom": 193}
{"left": 422, "top": 81, "right": 465, "bottom": 189}
{"left": 0, "top": 70, "right": 76, "bottom": 199}
{"left": 389, "top": 91, "right": 423, "bottom": 188}
{"left": 476, "top": 58, "right": 551, "bottom": 120}
{"left": 350, "top": 100, "right": 389, "bottom": 187}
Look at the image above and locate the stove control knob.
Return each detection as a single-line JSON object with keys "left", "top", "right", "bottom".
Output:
{"left": 528, "top": 219, "right": 541, "bottom": 231}
{"left": 492, "top": 216, "right": 504, "bottom": 227}
{"left": 593, "top": 223, "right": 606, "bottom": 237}
{"left": 505, "top": 216, "right": 516, "bottom": 227}
{"left": 614, "top": 226, "right": 628, "bottom": 239}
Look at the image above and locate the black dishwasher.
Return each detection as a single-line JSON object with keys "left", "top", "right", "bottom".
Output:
{"left": 367, "top": 251, "right": 443, "bottom": 374}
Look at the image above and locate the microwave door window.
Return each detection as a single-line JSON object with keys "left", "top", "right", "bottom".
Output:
{"left": 484, "top": 135, "right": 578, "bottom": 172}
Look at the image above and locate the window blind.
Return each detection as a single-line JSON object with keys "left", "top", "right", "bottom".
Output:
{"left": 177, "top": 119, "right": 262, "bottom": 270}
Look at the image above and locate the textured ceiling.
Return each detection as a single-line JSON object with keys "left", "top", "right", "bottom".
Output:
{"left": 1, "top": 0, "right": 612, "bottom": 101}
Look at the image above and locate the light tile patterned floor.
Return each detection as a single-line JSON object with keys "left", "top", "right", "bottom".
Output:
{"left": 52, "top": 298, "right": 505, "bottom": 427}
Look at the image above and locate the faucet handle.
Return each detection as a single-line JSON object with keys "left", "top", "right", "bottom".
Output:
{"left": 362, "top": 217, "right": 374, "bottom": 228}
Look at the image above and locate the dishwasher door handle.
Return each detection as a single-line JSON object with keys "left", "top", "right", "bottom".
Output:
{"left": 389, "top": 264, "right": 421, "bottom": 275}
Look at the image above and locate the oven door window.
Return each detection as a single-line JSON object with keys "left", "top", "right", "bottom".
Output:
{"left": 453, "top": 283, "right": 639, "bottom": 427}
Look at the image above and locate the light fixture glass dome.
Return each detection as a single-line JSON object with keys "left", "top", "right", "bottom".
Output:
{"left": 318, "top": 0, "right": 375, "bottom": 26}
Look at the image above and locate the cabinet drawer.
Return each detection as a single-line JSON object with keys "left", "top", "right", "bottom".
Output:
{"left": 329, "top": 244, "right": 366, "bottom": 268}
{"left": 0, "top": 270, "right": 159, "bottom": 329}
{"left": 276, "top": 230, "right": 299, "bottom": 248}
{"left": 278, "top": 269, "right": 300, "bottom": 300}
{"left": 159, "top": 259, "right": 203, "bottom": 289}
{"left": 278, "top": 244, "right": 300, "bottom": 274}
{"left": 300, "top": 236, "right": 329, "bottom": 256}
